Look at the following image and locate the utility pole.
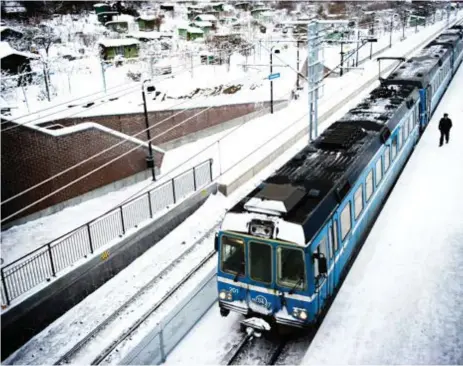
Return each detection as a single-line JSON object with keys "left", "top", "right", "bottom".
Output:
{"left": 296, "top": 40, "right": 300, "bottom": 90}
{"left": 389, "top": 13, "right": 393, "bottom": 48}
{"left": 100, "top": 60, "right": 107, "bottom": 93}
{"left": 340, "top": 41, "right": 344, "bottom": 77}
{"left": 270, "top": 46, "right": 279, "bottom": 114}
{"left": 142, "top": 80, "right": 156, "bottom": 181}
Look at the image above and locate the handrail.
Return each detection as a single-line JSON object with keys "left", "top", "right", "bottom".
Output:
{"left": 1, "top": 159, "right": 213, "bottom": 307}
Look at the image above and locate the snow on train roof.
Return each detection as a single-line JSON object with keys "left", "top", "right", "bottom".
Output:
{"left": 340, "top": 84, "right": 417, "bottom": 126}
{"left": 385, "top": 41, "right": 451, "bottom": 86}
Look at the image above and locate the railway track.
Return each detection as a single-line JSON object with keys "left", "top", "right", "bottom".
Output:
{"left": 223, "top": 330, "right": 287, "bottom": 366}
{"left": 54, "top": 221, "right": 221, "bottom": 365}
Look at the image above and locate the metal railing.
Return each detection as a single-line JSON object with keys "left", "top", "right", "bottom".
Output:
{"left": 1, "top": 159, "right": 213, "bottom": 307}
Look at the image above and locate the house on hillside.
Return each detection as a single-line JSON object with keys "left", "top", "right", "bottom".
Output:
{"left": 251, "top": 7, "right": 273, "bottom": 19}
{"left": 98, "top": 38, "right": 140, "bottom": 60}
{"left": 211, "top": 2, "right": 225, "bottom": 12}
{"left": 194, "top": 14, "right": 218, "bottom": 28}
{"left": 93, "top": 3, "right": 112, "bottom": 14}
{"left": 235, "top": 2, "right": 250, "bottom": 11}
{"left": 0, "top": 42, "right": 38, "bottom": 83}
{"left": 136, "top": 15, "right": 157, "bottom": 31}
{"left": 105, "top": 20, "right": 129, "bottom": 33}
{"left": 190, "top": 21, "right": 213, "bottom": 35}
{"left": 186, "top": 27, "right": 204, "bottom": 41}
{"left": 160, "top": 3, "right": 175, "bottom": 12}
{"left": 0, "top": 26, "right": 23, "bottom": 42}
{"left": 97, "top": 11, "right": 119, "bottom": 24}
{"left": 1, "top": 1, "right": 26, "bottom": 17}
{"left": 127, "top": 31, "right": 161, "bottom": 43}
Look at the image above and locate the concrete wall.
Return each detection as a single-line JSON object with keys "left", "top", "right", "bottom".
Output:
{"left": 159, "top": 100, "right": 289, "bottom": 150}
{"left": 1, "top": 121, "right": 164, "bottom": 223}
{"left": 49, "top": 101, "right": 284, "bottom": 146}
{"left": 121, "top": 270, "right": 217, "bottom": 365}
{"left": 1, "top": 184, "right": 218, "bottom": 361}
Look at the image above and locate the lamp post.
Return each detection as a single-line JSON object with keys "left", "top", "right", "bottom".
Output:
{"left": 389, "top": 13, "right": 393, "bottom": 48}
{"left": 142, "top": 79, "right": 156, "bottom": 181}
{"left": 296, "top": 40, "right": 301, "bottom": 90}
{"left": 270, "top": 45, "right": 280, "bottom": 114}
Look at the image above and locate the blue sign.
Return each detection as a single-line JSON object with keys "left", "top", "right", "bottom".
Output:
{"left": 268, "top": 72, "right": 280, "bottom": 80}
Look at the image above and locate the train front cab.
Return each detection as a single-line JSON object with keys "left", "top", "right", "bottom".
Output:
{"left": 216, "top": 230, "right": 324, "bottom": 329}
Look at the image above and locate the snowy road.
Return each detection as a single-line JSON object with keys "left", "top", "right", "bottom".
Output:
{"left": 302, "top": 57, "right": 463, "bottom": 365}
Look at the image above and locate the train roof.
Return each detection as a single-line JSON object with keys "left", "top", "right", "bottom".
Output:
{"left": 229, "top": 83, "right": 417, "bottom": 244}
{"left": 430, "top": 32, "right": 463, "bottom": 47}
{"left": 339, "top": 83, "right": 420, "bottom": 133}
{"left": 383, "top": 43, "right": 451, "bottom": 88}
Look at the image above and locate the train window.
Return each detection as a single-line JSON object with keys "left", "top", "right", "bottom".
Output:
{"left": 409, "top": 115, "right": 414, "bottom": 134}
{"left": 221, "top": 236, "right": 245, "bottom": 277}
{"left": 332, "top": 220, "right": 339, "bottom": 253}
{"left": 249, "top": 241, "right": 272, "bottom": 284}
{"left": 391, "top": 136, "right": 397, "bottom": 161}
{"left": 354, "top": 185, "right": 363, "bottom": 219}
{"left": 340, "top": 202, "right": 352, "bottom": 241}
{"left": 277, "top": 246, "right": 305, "bottom": 290}
{"left": 328, "top": 226, "right": 334, "bottom": 259}
{"left": 403, "top": 119, "right": 408, "bottom": 141}
{"left": 384, "top": 146, "right": 390, "bottom": 171}
{"left": 366, "top": 170, "right": 374, "bottom": 202}
{"left": 375, "top": 158, "right": 382, "bottom": 186}
{"left": 398, "top": 128, "right": 402, "bottom": 150}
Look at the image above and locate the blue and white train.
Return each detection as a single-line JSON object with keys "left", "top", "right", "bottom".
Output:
{"left": 214, "top": 24, "right": 463, "bottom": 331}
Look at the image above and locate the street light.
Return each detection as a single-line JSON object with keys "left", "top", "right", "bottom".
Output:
{"left": 270, "top": 46, "right": 280, "bottom": 114}
{"left": 142, "top": 79, "right": 157, "bottom": 181}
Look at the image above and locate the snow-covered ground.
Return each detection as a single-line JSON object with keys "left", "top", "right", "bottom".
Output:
{"left": 2, "top": 15, "right": 458, "bottom": 267}
{"left": 4, "top": 193, "right": 228, "bottom": 365}
{"left": 301, "top": 61, "right": 463, "bottom": 365}
{"left": 5, "top": 21, "right": 462, "bottom": 362}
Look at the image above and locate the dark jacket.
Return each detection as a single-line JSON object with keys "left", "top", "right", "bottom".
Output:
{"left": 439, "top": 117, "right": 452, "bottom": 132}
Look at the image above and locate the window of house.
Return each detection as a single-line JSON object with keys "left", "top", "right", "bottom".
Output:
{"left": 340, "top": 202, "right": 352, "bottom": 241}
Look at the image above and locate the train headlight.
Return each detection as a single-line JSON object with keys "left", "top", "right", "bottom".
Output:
{"left": 299, "top": 310, "right": 308, "bottom": 320}
{"left": 219, "top": 290, "right": 233, "bottom": 301}
{"left": 292, "top": 308, "right": 308, "bottom": 321}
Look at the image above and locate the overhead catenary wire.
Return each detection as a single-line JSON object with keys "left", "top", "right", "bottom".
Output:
{"left": 1, "top": 42, "right": 257, "bottom": 131}
{"left": 1, "top": 68, "right": 288, "bottom": 223}
{"left": 0, "top": 43, "right": 266, "bottom": 206}
{"left": 1, "top": 61, "right": 202, "bottom": 132}
{"left": 1, "top": 49, "right": 262, "bottom": 207}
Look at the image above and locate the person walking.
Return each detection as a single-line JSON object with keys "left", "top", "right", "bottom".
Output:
{"left": 439, "top": 113, "right": 452, "bottom": 146}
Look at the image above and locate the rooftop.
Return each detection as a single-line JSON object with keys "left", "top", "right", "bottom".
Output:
{"left": 98, "top": 38, "right": 140, "bottom": 47}
{"left": 0, "top": 41, "right": 38, "bottom": 60}
{"left": 195, "top": 14, "right": 217, "bottom": 21}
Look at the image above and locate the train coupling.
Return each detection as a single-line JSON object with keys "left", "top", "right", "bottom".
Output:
{"left": 240, "top": 317, "right": 271, "bottom": 338}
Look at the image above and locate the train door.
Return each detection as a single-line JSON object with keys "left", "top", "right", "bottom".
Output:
{"left": 312, "top": 227, "right": 329, "bottom": 314}
{"left": 426, "top": 85, "right": 432, "bottom": 125}
{"left": 326, "top": 218, "right": 339, "bottom": 297}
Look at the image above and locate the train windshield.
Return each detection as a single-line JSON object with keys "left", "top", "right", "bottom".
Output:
{"left": 249, "top": 241, "right": 272, "bottom": 284}
{"left": 221, "top": 235, "right": 245, "bottom": 276}
{"left": 277, "top": 247, "right": 306, "bottom": 290}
